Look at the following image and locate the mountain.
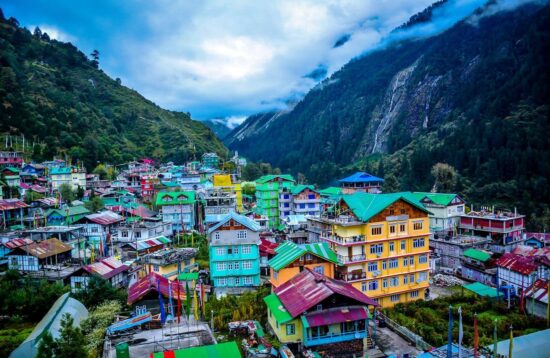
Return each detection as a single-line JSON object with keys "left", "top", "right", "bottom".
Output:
{"left": 226, "top": 1, "right": 550, "bottom": 226}
{"left": 202, "top": 119, "right": 233, "bottom": 139}
{"left": 0, "top": 10, "right": 227, "bottom": 169}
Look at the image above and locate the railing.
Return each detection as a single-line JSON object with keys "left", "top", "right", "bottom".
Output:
{"left": 338, "top": 254, "right": 366, "bottom": 264}
{"left": 304, "top": 329, "right": 367, "bottom": 347}
{"left": 337, "top": 271, "right": 367, "bottom": 282}
{"left": 459, "top": 223, "right": 524, "bottom": 233}
{"left": 377, "top": 312, "right": 432, "bottom": 351}
{"left": 321, "top": 233, "right": 366, "bottom": 245}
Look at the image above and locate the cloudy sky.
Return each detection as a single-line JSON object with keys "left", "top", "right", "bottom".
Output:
{"left": 3, "top": 0, "right": 490, "bottom": 122}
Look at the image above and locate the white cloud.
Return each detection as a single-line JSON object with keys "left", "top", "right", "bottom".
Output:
{"left": 113, "top": 1, "right": 448, "bottom": 118}
{"left": 29, "top": 24, "right": 76, "bottom": 43}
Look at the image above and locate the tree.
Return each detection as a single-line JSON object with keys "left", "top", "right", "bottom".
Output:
{"left": 56, "top": 314, "right": 87, "bottom": 357}
{"left": 84, "top": 196, "right": 104, "bottom": 213}
{"left": 382, "top": 173, "right": 400, "bottom": 193}
{"left": 90, "top": 49, "right": 100, "bottom": 67}
{"left": 33, "top": 26, "right": 42, "bottom": 38}
{"left": 241, "top": 183, "right": 256, "bottom": 196}
{"left": 431, "top": 163, "right": 457, "bottom": 193}
{"left": 73, "top": 277, "right": 126, "bottom": 309}
{"left": 58, "top": 183, "right": 75, "bottom": 203}
{"left": 36, "top": 331, "right": 57, "bottom": 358}
{"left": 76, "top": 186, "right": 85, "bottom": 200}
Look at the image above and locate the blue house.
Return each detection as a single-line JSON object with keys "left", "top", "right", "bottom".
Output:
{"left": 207, "top": 212, "right": 262, "bottom": 297}
{"left": 339, "top": 171, "right": 384, "bottom": 194}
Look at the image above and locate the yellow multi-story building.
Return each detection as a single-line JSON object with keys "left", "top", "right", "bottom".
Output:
{"left": 308, "top": 192, "right": 431, "bottom": 307}
{"left": 212, "top": 174, "right": 243, "bottom": 212}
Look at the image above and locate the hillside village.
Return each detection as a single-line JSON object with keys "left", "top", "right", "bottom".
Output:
{"left": 0, "top": 148, "right": 548, "bottom": 358}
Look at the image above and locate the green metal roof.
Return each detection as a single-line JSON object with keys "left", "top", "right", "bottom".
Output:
{"left": 463, "top": 248, "right": 492, "bottom": 262}
{"left": 45, "top": 205, "right": 90, "bottom": 218}
{"left": 255, "top": 174, "right": 295, "bottom": 184}
{"left": 290, "top": 184, "right": 315, "bottom": 195}
{"left": 411, "top": 192, "right": 460, "bottom": 206}
{"left": 318, "top": 186, "right": 342, "bottom": 196}
{"left": 463, "top": 282, "right": 498, "bottom": 298}
{"left": 156, "top": 236, "right": 171, "bottom": 244}
{"left": 264, "top": 293, "right": 293, "bottom": 324}
{"left": 50, "top": 167, "right": 71, "bottom": 175}
{"left": 151, "top": 341, "right": 241, "bottom": 358}
{"left": 178, "top": 272, "right": 199, "bottom": 281}
{"left": 155, "top": 191, "right": 196, "bottom": 206}
{"left": 269, "top": 241, "right": 339, "bottom": 271}
{"left": 341, "top": 192, "right": 430, "bottom": 222}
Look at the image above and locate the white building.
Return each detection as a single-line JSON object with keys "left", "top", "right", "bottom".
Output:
{"left": 412, "top": 192, "right": 465, "bottom": 232}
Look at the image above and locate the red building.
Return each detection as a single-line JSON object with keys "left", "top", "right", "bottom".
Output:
{"left": 0, "top": 151, "right": 23, "bottom": 167}
{"left": 140, "top": 175, "right": 157, "bottom": 201}
{"left": 459, "top": 209, "right": 525, "bottom": 253}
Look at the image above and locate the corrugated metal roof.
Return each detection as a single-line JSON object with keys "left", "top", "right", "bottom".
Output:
{"left": 83, "top": 258, "right": 128, "bottom": 279}
{"left": 0, "top": 199, "right": 29, "bottom": 211}
{"left": 13, "top": 238, "right": 72, "bottom": 259}
{"left": 340, "top": 192, "right": 430, "bottom": 222}
{"left": 338, "top": 171, "right": 383, "bottom": 183}
{"left": 273, "top": 269, "right": 378, "bottom": 318}
{"left": 496, "top": 253, "right": 539, "bottom": 275}
{"left": 126, "top": 236, "right": 171, "bottom": 251}
{"left": 84, "top": 211, "right": 124, "bottom": 225}
{"left": 269, "top": 241, "right": 339, "bottom": 271}
{"left": 463, "top": 248, "right": 492, "bottom": 262}
{"left": 303, "top": 306, "right": 368, "bottom": 327}
{"left": 3, "top": 238, "right": 33, "bottom": 249}
{"left": 207, "top": 211, "right": 262, "bottom": 234}
{"left": 127, "top": 272, "right": 186, "bottom": 304}
{"left": 524, "top": 279, "right": 548, "bottom": 304}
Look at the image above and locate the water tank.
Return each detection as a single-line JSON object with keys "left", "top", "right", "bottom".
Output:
{"left": 116, "top": 342, "right": 130, "bottom": 358}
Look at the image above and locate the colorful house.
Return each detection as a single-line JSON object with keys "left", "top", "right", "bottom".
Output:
{"left": 338, "top": 172, "right": 384, "bottom": 194}
{"left": 44, "top": 205, "right": 90, "bottom": 226}
{"left": 264, "top": 268, "right": 378, "bottom": 355}
{"left": 212, "top": 174, "right": 243, "bottom": 212}
{"left": 0, "top": 151, "right": 23, "bottom": 167}
{"left": 70, "top": 257, "right": 129, "bottom": 292}
{"left": 201, "top": 152, "right": 220, "bottom": 169}
{"left": 412, "top": 192, "right": 465, "bottom": 232}
{"left": 137, "top": 247, "right": 198, "bottom": 280}
{"left": 255, "top": 174, "right": 295, "bottom": 229}
{"left": 50, "top": 167, "right": 86, "bottom": 191}
{"left": 155, "top": 191, "right": 196, "bottom": 233}
{"left": 207, "top": 212, "right": 262, "bottom": 296}
{"left": 7, "top": 238, "right": 72, "bottom": 271}
{"left": 279, "top": 185, "right": 320, "bottom": 222}
{"left": 269, "top": 241, "right": 339, "bottom": 288}
{"left": 307, "top": 192, "right": 431, "bottom": 307}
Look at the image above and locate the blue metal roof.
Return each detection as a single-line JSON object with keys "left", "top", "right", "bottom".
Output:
{"left": 338, "top": 171, "right": 384, "bottom": 183}
{"left": 207, "top": 211, "right": 262, "bottom": 234}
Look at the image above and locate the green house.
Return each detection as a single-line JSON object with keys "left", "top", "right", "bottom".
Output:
{"left": 45, "top": 205, "right": 90, "bottom": 226}
{"left": 255, "top": 174, "right": 295, "bottom": 229}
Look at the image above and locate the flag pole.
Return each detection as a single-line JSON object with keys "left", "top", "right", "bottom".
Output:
{"left": 447, "top": 305, "right": 453, "bottom": 358}
{"left": 508, "top": 325, "right": 514, "bottom": 358}
{"left": 458, "top": 306, "right": 463, "bottom": 358}
{"left": 493, "top": 319, "right": 498, "bottom": 358}
{"left": 473, "top": 313, "right": 478, "bottom": 358}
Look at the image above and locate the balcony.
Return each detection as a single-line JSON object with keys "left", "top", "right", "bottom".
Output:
{"left": 320, "top": 233, "right": 366, "bottom": 246}
{"left": 338, "top": 254, "right": 367, "bottom": 264}
{"left": 337, "top": 271, "right": 367, "bottom": 282}
{"left": 304, "top": 329, "right": 367, "bottom": 347}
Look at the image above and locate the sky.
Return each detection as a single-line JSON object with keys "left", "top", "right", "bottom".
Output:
{"left": 2, "top": 0, "right": 495, "bottom": 123}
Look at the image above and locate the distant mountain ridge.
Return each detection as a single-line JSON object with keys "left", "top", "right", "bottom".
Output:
{"left": 225, "top": 1, "right": 550, "bottom": 225}
{"left": 0, "top": 10, "right": 227, "bottom": 168}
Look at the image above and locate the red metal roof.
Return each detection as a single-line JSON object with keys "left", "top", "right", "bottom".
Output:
{"left": 0, "top": 199, "right": 29, "bottom": 211}
{"left": 496, "top": 253, "right": 539, "bottom": 275}
{"left": 259, "top": 239, "right": 278, "bottom": 256}
{"left": 84, "top": 211, "right": 124, "bottom": 225}
{"left": 304, "top": 306, "right": 368, "bottom": 327}
{"left": 3, "top": 238, "right": 33, "bottom": 249}
{"left": 127, "top": 272, "right": 186, "bottom": 304}
{"left": 83, "top": 258, "right": 129, "bottom": 280}
{"left": 274, "top": 269, "right": 378, "bottom": 318}
{"left": 524, "top": 279, "right": 548, "bottom": 304}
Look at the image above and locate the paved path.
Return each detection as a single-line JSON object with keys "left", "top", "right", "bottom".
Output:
{"left": 371, "top": 323, "right": 422, "bottom": 357}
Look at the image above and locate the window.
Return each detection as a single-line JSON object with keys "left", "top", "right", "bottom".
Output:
{"left": 382, "top": 261, "right": 387, "bottom": 270}
{"left": 153, "top": 265, "right": 159, "bottom": 272}
{"left": 389, "top": 225, "right": 396, "bottom": 234}
{"left": 368, "top": 262, "right": 378, "bottom": 272}
{"left": 284, "top": 203, "right": 289, "bottom": 208}
{"left": 399, "top": 223, "right": 407, "bottom": 232}
{"left": 409, "top": 274, "right": 415, "bottom": 283}
{"left": 215, "top": 247, "right": 224, "bottom": 256}
{"left": 218, "top": 278, "right": 226, "bottom": 286}
{"left": 403, "top": 275, "right": 408, "bottom": 284}
{"left": 228, "top": 248, "right": 233, "bottom": 255}
{"left": 316, "top": 304, "right": 323, "bottom": 311}
{"left": 390, "top": 277, "right": 399, "bottom": 287}
{"left": 135, "top": 231, "right": 141, "bottom": 238}
{"left": 418, "top": 272, "right": 428, "bottom": 282}
{"left": 235, "top": 277, "right": 240, "bottom": 286}
{"left": 382, "top": 279, "right": 388, "bottom": 288}
{"left": 237, "top": 231, "right": 247, "bottom": 239}
{"left": 419, "top": 254, "right": 428, "bottom": 264}
{"left": 243, "top": 276, "right": 253, "bottom": 285}
{"left": 389, "top": 241, "right": 395, "bottom": 251}
{"left": 242, "top": 246, "right": 251, "bottom": 254}
{"left": 369, "top": 280, "right": 379, "bottom": 291}
{"left": 409, "top": 256, "right": 415, "bottom": 265}
{"left": 413, "top": 221, "right": 423, "bottom": 230}
{"left": 273, "top": 271, "right": 278, "bottom": 280}
{"left": 313, "top": 266, "right": 324, "bottom": 275}
{"left": 122, "top": 231, "right": 128, "bottom": 238}
{"left": 286, "top": 324, "right": 296, "bottom": 335}
{"left": 299, "top": 204, "right": 306, "bottom": 209}
{"left": 413, "top": 238, "right": 425, "bottom": 248}
{"left": 403, "top": 258, "right": 408, "bottom": 266}
{"left": 401, "top": 240, "right": 406, "bottom": 250}
{"left": 243, "top": 261, "right": 252, "bottom": 270}
{"left": 234, "top": 247, "right": 239, "bottom": 254}
{"left": 371, "top": 226, "right": 382, "bottom": 235}
{"left": 410, "top": 290, "right": 419, "bottom": 298}
{"left": 390, "top": 294, "right": 400, "bottom": 302}
{"left": 362, "top": 282, "right": 367, "bottom": 292}
{"left": 457, "top": 205, "right": 464, "bottom": 213}
{"left": 389, "top": 259, "right": 398, "bottom": 269}
{"left": 234, "top": 262, "right": 240, "bottom": 270}
{"left": 305, "top": 253, "right": 312, "bottom": 260}
{"left": 214, "top": 232, "right": 220, "bottom": 240}
{"left": 370, "top": 244, "right": 383, "bottom": 255}
{"left": 228, "top": 262, "right": 234, "bottom": 270}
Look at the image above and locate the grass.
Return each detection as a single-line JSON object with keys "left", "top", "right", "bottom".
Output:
{"left": 0, "top": 322, "right": 34, "bottom": 357}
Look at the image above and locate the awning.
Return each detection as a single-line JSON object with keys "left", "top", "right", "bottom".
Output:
{"left": 303, "top": 306, "right": 368, "bottom": 328}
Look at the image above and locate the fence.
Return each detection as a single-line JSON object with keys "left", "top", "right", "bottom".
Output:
{"left": 377, "top": 312, "right": 433, "bottom": 351}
